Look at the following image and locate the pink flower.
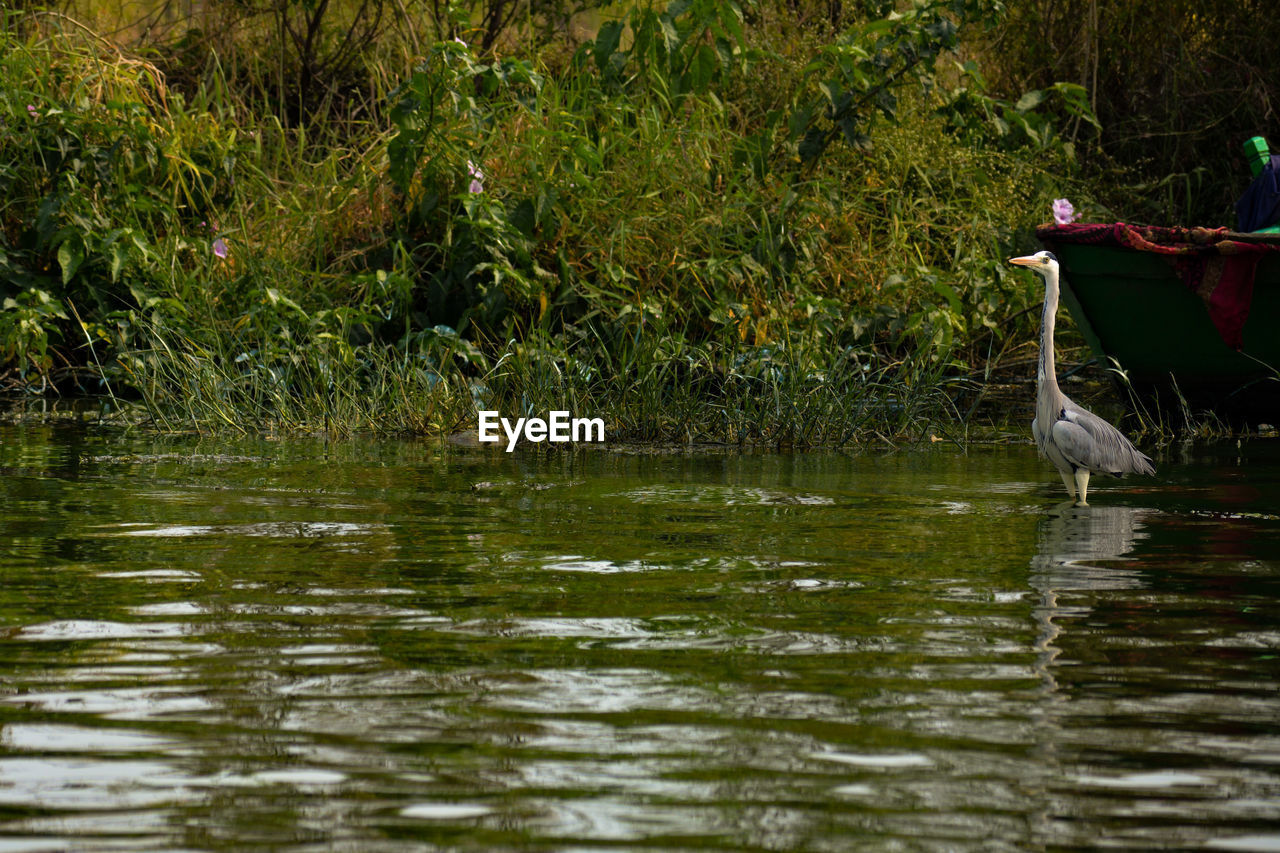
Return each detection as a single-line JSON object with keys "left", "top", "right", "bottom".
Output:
{"left": 26, "top": 104, "right": 37, "bottom": 117}
{"left": 213, "top": 237, "right": 229, "bottom": 259}
{"left": 1052, "top": 198, "right": 1077, "bottom": 225}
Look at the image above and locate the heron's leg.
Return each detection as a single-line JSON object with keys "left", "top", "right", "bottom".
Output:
{"left": 1073, "top": 469, "right": 1091, "bottom": 506}
{"left": 1058, "top": 470, "right": 1077, "bottom": 499}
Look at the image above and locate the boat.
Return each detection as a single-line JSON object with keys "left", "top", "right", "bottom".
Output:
{"left": 1035, "top": 222, "right": 1280, "bottom": 423}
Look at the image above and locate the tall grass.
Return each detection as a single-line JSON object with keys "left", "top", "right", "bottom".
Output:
{"left": 0, "top": 1, "right": 1091, "bottom": 441}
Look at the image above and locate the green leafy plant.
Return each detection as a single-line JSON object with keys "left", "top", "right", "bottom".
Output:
{"left": 0, "top": 1, "right": 1133, "bottom": 441}
{"left": 788, "top": 0, "right": 999, "bottom": 167}
{"left": 591, "top": 0, "right": 752, "bottom": 101}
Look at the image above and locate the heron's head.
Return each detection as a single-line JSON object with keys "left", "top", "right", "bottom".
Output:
{"left": 1009, "top": 251, "right": 1058, "bottom": 274}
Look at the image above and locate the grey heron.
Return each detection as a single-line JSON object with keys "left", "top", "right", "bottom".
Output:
{"left": 1009, "top": 251, "right": 1155, "bottom": 505}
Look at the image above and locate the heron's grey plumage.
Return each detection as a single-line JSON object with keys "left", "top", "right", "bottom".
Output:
{"left": 1011, "top": 251, "right": 1155, "bottom": 505}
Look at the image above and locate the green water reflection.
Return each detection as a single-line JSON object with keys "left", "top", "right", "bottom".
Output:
{"left": 1, "top": 425, "right": 1279, "bottom": 850}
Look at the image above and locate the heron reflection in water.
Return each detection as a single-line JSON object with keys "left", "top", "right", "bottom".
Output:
{"left": 1025, "top": 501, "right": 1152, "bottom": 844}
{"left": 1030, "top": 503, "right": 1151, "bottom": 683}
{"left": 1009, "top": 251, "right": 1155, "bottom": 505}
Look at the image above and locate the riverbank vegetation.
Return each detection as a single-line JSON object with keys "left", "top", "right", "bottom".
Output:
{"left": 1, "top": 0, "right": 1273, "bottom": 442}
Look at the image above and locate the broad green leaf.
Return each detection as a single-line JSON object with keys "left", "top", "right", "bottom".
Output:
{"left": 594, "top": 20, "right": 625, "bottom": 74}
{"left": 1015, "top": 89, "right": 1046, "bottom": 112}
{"left": 685, "top": 44, "right": 717, "bottom": 93}
{"left": 57, "top": 236, "right": 85, "bottom": 285}
{"left": 110, "top": 243, "right": 125, "bottom": 282}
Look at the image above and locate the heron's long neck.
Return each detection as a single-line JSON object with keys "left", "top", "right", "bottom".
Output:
{"left": 1038, "top": 270, "right": 1061, "bottom": 398}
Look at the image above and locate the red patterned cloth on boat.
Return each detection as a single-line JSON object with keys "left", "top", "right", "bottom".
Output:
{"left": 1035, "top": 223, "right": 1280, "bottom": 350}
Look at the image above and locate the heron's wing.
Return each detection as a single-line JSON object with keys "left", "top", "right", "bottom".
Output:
{"left": 1051, "top": 402, "right": 1155, "bottom": 476}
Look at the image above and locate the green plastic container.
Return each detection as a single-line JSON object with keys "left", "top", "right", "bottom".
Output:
{"left": 1244, "top": 136, "right": 1271, "bottom": 178}
{"left": 1242, "top": 137, "right": 1280, "bottom": 232}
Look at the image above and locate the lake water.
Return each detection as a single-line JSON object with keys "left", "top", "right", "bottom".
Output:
{"left": 1, "top": 424, "right": 1279, "bottom": 851}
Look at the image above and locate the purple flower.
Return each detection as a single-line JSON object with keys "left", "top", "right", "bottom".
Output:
{"left": 467, "top": 160, "right": 484, "bottom": 194}
{"left": 26, "top": 104, "right": 37, "bottom": 117}
{"left": 1052, "top": 198, "right": 1077, "bottom": 225}
{"left": 212, "top": 237, "right": 229, "bottom": 259}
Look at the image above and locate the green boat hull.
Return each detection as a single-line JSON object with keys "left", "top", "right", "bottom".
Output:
{"left": 1041, "top": 241, "right": 1280, "bottom": 421}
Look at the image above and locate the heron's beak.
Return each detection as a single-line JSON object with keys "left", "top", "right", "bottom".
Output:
{"left": 1008, "top": 255, "right": 1039, "bottom": 267}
